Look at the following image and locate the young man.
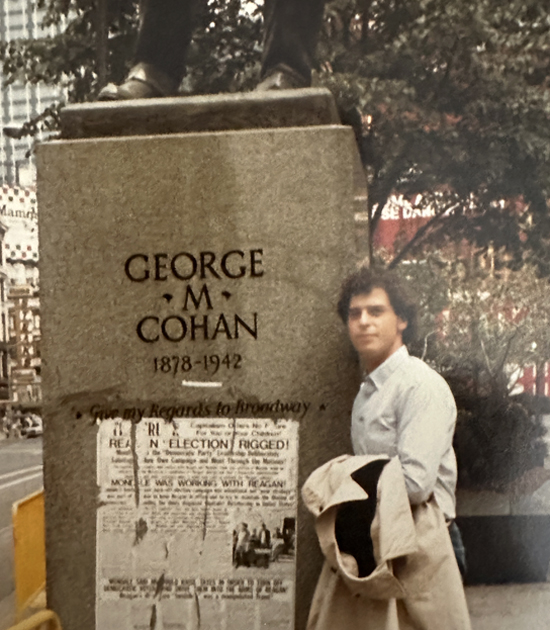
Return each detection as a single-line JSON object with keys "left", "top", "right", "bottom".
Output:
{"left": 337, "top": 266, "right": 466, "bottom": 575}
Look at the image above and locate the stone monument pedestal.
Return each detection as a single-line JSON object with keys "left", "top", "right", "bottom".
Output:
{"left": 37, "top": 89, "right": 361, "bottom": 630}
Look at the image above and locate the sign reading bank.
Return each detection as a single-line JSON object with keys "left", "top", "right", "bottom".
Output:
{"left": 374, "top": 194, "right": 437, "bottom": 254}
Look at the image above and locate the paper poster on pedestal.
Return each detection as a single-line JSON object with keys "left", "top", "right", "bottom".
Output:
{"left": 96, "top": 416, "right": 299, "bottom": 630}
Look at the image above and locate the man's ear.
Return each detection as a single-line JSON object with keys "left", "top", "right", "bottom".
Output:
{"left": 397, "top": 318, "right": 407, "bottom": 334}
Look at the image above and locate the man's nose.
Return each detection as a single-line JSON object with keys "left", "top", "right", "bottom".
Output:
{"left": 359, "top": 309, "right": 370, "bottom": 325}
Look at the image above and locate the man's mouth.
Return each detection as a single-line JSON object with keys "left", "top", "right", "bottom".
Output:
{"left": 358, "top": 334, "right": 376, "bottom": 341}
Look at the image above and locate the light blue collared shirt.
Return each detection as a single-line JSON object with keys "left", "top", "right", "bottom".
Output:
{"left": 351, "top": 345, "right": 457, "bottom": 520}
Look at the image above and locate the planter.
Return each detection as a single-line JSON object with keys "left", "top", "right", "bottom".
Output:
{"left": 456, "top": 515, "right": 550, "bottom": 584}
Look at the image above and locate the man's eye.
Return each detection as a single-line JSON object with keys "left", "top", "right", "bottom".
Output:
{"left": 349, "top": 310, "right": 362, "bottom": 319}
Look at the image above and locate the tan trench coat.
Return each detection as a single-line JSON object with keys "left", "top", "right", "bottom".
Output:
{"left": 302, "top": 454, "right": 471, "bottom": 630}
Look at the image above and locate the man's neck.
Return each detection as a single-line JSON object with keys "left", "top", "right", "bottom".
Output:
{"left": 363, "top": 342, "right": 405, "bottom": 374}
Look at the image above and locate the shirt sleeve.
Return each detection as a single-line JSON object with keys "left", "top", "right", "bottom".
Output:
{"left": 396, "top": 371, "right": 457, "bottom": 505}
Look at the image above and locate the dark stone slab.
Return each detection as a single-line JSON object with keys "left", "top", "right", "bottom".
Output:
{"left": 60, "top": 88, "right": 340, "bottom": 139}
{"left": 457, "top": 515, "right": 550, "bottom": 584}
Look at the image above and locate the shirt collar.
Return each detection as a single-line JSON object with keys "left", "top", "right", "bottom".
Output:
{"left": 364, "top": 344, "right": 408, "bottom": 390}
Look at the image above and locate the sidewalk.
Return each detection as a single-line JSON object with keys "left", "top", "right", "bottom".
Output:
{"left": 2, "top": 584, "right": 550, "bottom": 629}
{"left": 467, "top": 583, "right": 550, "bottom": 629}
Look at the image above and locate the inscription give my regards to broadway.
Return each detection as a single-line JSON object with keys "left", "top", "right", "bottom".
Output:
{"left": 124, "top": 247, "right": 263, "bottom": 377}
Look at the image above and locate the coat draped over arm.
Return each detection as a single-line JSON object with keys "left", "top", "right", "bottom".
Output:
{"left": 302, "top": 454, "right": 471, "bottom": 630}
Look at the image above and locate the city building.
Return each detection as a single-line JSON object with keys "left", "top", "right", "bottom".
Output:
{"left": 8, "top": 283, "right": 40, "bottom": 406}
{"left": 0, "top": 217, "right": 11, "bottom": 402}
{"left": 0, "top": 184, "right": 40, "bottom": 407}
{"left": 0, "top": 0, "right": 64, "bottom": 186}
{"left": 0, "top": 0, "right": 60, "bottom": 407}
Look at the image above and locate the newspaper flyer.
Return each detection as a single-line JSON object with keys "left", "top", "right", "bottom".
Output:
{"left": 96, "top": 416, "right": 299, "bottom": 630}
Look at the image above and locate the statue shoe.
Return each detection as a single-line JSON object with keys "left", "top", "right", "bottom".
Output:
{"left": 255, "top": 64, "right": 310, "bottom": 91}
{"left": 97, "top": 62, "right": 178, "bottom": 101}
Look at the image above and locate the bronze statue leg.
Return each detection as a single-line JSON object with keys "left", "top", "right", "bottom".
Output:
{"left": 134, "top": 0, "right": 327, "bottom": 85}
{"left": 135, "top": 0, "right": 203, "bottom": 86}
{"left": 260, "top": 0, "right": 326, "bottom": 87}
{"left": 98, "top": 0, "right": 203, "bottom": 99}
{"left": 98, "top": 0, "right": 326, "bottom": 99}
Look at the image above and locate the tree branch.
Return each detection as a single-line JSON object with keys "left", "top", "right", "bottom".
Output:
{"left": 421, "top": 331, "right": 436, "bottom": 361}
{"left": 495, "top": 327, "right": 520, "bottom": 376}
{"left": 359, "top": 0, "right": 374, "bottom": 45}
{"left": 95, "top": 0, "right": 108, "bottom": 90}
{"left": 369, "top": 142, "right": 414, "bottom": 234}
{"left": 479, "top": 336, "right": 495, "bottom": 380}
{"left": 388, "top": 202, "right": 458, "bottom": 268}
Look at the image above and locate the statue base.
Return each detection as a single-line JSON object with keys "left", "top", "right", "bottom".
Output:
{"left": 38, "top": 90, "right": 361, "bottom": 630}
{"left": 60, "top": 88, "right": 340, "bottom": 139}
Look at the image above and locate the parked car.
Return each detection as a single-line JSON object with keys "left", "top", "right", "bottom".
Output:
{"left": 20, "top": 414, "right": 43, "bottom": 438}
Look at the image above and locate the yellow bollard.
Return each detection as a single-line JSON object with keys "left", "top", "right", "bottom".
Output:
{"left": 6, "top": 610, "right": 62, "bottom": 630}
{"left": 12, "top": 489, "right": 46, "bottom": 615}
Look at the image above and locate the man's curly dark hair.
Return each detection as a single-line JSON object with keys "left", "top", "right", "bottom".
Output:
{"left": 337, "top": 267, "right": 418, "bottom": 346}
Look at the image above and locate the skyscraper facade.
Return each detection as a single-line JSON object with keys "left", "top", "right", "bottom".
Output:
{"left": 0, "top": 0, "right": 63, "bottom": 185}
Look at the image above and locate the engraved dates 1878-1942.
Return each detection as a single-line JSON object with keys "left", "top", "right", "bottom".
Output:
{"left": 153, "top": 354, "right": 243, "bottom": 375}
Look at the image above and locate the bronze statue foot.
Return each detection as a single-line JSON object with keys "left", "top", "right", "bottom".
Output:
{"left": 97, "top": 62, "right": 178, "bottom": 101}
{"left": 255, "top": 64, "right": 310, "bottom": 91}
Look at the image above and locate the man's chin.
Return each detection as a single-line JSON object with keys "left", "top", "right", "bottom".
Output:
{"left": 356, "top": 340, "right": 378, "bottom": 354}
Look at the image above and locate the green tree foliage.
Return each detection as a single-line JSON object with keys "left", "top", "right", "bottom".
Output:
{"left": 404, "top": 255, "right": 550, "bottom": 386}
{"left": 0, "top": 0, "right": 263, "bottom": 103}
{"left": 400, "top": 256, "right": 550, "bottom": 489}
{"left": 3, "top": 0, "right": 550, "bottom": 274}
{"left": 317, "top": 0, "right": 550, "bottom": 272}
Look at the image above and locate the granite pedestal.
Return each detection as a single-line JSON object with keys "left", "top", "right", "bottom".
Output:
{"left": 37, "top": 89, "right": 361, "bottom": 630}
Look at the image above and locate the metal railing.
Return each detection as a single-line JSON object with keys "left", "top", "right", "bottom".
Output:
{"left": 7, "top": 610, "right": 62, "bottom": 630}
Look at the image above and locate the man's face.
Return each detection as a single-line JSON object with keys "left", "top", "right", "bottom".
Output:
{"left": 347, "top": 287, "right": 407, "bottom": 372}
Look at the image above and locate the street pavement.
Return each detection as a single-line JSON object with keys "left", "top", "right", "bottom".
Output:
{"left": 467, "top": 583, "right": 550, "bottom": 629}
{"left": 0, "top": 435, "right": 43, "bottom": 618}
